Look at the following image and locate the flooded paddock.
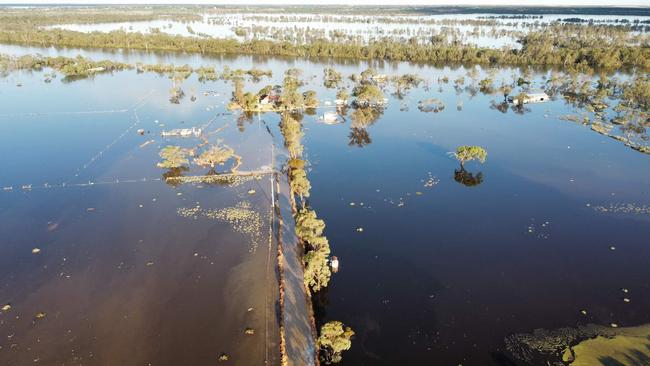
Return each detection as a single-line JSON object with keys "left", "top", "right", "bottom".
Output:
{"left": 0, "top": 72, "right": 281, "bottom": 365}
{"left": 0, "top": 42, "right": 649, "bottom": 365}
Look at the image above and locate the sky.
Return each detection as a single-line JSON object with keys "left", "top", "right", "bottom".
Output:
{"left": 0, "top": 0, "right": 648, "bottom": 6}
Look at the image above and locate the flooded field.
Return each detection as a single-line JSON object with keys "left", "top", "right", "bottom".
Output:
{"left": 48, "top": 12, "right": 649, "bottom": 49}
{"left": 1, "top": 39, "right": 649, "bottom": 366}
{"left": 0, "top": 71, "right": 282, "bottom": 364}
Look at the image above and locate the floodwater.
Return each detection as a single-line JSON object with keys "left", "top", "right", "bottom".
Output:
{"left": 1, "top": 43, "right": 650, "bottom": 366}
{"left": 0, "top": 71, "right": 281, "bottom": 365}
{"left": 48, "top": 13, "right": 649, "bottom": 49}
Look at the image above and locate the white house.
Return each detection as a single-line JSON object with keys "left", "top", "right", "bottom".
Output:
{"left": 319, "top": 112, "right": 340, "bottom": 125}
{"left": 508, "top": 92, "right": 549, "bottom": 104}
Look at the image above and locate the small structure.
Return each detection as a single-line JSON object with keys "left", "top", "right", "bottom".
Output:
{"left": 259, "top": 94, "right": 271, "bottom": 105}
{"left": 335, "top": 98, "right": 348, "bottom": 106}
{"left": 86, "top": 67, "right": 106, "bottom": 73}
{"left": 508, "top": 92, "right": 549, "bottom": 104}
{"left": 330, "top": 256, "right": 339, "bottom": 272}
{"left": 161, "top": 127, "right": 202, "bottom": 138}
{"left": 319, "top": 111, "right": 341, "bottom": 125}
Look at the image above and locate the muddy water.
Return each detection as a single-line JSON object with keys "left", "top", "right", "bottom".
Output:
{"left": 0, "top": 43, "right": 649, "bottom": 366}
{"left": 0, "top": 72, "right": 280, "bottom": 365}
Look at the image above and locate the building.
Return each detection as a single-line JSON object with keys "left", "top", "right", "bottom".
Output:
{"left": 319, "top": 111, "right": 340, "bottom": 125}
{"left": 508, "top": 92, "right": 549, "bottom": 104}
{"left": 161, "top": 127, "right": 202, "bottom": 138}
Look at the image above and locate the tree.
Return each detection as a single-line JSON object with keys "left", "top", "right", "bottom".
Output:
{"left": 453, "top": 145, "right": 487, "bottom": 168}
{"left": 232, "top": 76, "right": 245, "bottom": 105}
{"left": 336, "top": 89, "right": 349, "bottom": 102}
{"left": 352, "top": 84, "right": 383, "bottom": 107}
{"left": 303, "top": 90, "right": 319, "bottom": 108}
{"left": 303, "top": 247, "right": 331, "bottom": 292}
{"left": 295, "top": 208, "right": 325, "bottom": 243}
{"left": 392, "top": 74, "right": 421, "bottom": 98}
{"left": 323, "top": 67, "right": 342, "bottom": 88}
{"left": 157, "top": 146, "right": 189, "bottom": 169}
{"left": 318, "top": 321, "right": 355, "bottom": 364}
{"left": 194, "top": 144, "right": 238, "bottom": 171}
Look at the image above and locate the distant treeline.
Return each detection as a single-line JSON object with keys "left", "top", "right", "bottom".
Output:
{"left": 0, "top": 27, "right": 647, "bottom": 72}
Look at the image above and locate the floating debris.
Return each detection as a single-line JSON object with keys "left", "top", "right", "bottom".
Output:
{"left": 32, "top": 248, "right": 41, "bottom": 254}
{"left": 580, "top": 309, "right": 587, "bottom": 315}
{"left": 1, "top": 304, "right": 11, "bottom": 312}
{"left": 34, "top": 312, "right": 46, "bottom": 320}
{"left": 244, "top": 328, "right": 255, "bottom": 335}
{"left": 218, "top": 353, "right": 229, "bottom": 362}
{"left": 166, "top": 174, "right": 255, "bottom": 187}
{"left": 139, "top": 140, "right": 155, "bottom": 148}
{"left": 247, "top": 189, "right": 256, "bottom": 195}
{"left": 592, "top": 203, "right": 650, "bottom": 215}
{"left": 423, "top": 172, "right": 439, "bottom": 188}
{"left": 178, "top": 202, "right": 263, "bottom": 252}
{"left": 623, "top": 298, "right": 630, "bottom": 303}
{"left": 146, "top": 261, "right": 154, "bottom": 266}
{"left": 356, "top": 227, "right": 364, "bottom": 232}
{"left": 610, "top": 323, "right": 618, "bottom": 328}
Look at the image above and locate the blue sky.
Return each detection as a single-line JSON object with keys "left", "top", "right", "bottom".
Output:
{"left": 0, "top": 0, "right": 648, "bottom": 6}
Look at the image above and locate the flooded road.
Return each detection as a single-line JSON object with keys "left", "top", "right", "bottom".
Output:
{"left": 1, "top": 43, "right": 649, "bottom": 365}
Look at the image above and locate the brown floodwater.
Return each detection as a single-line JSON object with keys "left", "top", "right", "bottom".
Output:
{"left": 0, "top": 72, "right": 281, "bottom": 365}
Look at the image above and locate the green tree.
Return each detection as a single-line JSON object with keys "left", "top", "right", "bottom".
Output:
{"left": 453, "top": 145, "right": 487, "bottom": 168}
{"left": 303, "top": 90, "right": 319, "bottom": 108}
{"left": 318, "top": 321, "right": 355, "bottom": 364}
{"left": 352, "top": 84, "right": 384, "bottom": 107}
{"left": 193, "top": 144, "right": 237, "bottom": 170}
{"left": 157, "top": 146, "right": 189, "bottom": 169}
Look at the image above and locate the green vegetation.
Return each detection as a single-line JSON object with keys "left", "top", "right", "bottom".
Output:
{"left": 1, "top": 10, "right": 647, "bottom": 73}
{"left": 193, "top": 144, "right": 239, "bottom": 171}
{"left": 296, "top": 208, "right": 331, "bottom": 292}
{"left": 318, "top": 321, "right": 355, "bottom": 364}
{"left": 323, "top": 67, "right": 342, "bottom": 88}
{"left": 352, "top": 84, "right": 384, "bottom": 107}
{"left": 157, "top": 146, "right": 189, "bottom": 169}
{"left": 392, "top": 73, "right": 422, "bottom": 98}
{"left": 453, "top": 145, "right": 488, "bottom": 168}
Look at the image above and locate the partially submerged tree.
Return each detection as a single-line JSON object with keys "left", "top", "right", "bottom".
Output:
{"left": 318, "top": 321, "right": 355, "bottom": 364}
{"left": 453, "top": 145, "right": 487, "bottom": 168}
{"left": 323, "top": 67, "right": 342, "bottom": 88}
{"left": 303, "top": 90, "right": 319, "bottom": 109}
{"left": 392, "top": 73, "right": 422, "bottom": 98}
{"left": 352, "top": 84, "right": 384, "bottom": 107}
{"left": 157, "top": 145, "right": 189, "bottom": 169}
{"left": 194, "top": 144, "right": 240, "bottom": 172}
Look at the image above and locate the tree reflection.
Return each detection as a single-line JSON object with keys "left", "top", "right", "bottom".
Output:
{"left": 454, "top": 167, "right": 484, "bottom": 187}
{"left": 490, "top": 100, "right": 509, "bottom": 114}
{"left": 348, "top": 128, "right": 372, "bottom": 148}
{"left": 162, "top": 166, "right": 189, "bottom": 187}
{"left": 350, "top": 106, "right": 382, "bottom": 128}
{"left": 511, "top": 103, "right": 531, "bottom": 115}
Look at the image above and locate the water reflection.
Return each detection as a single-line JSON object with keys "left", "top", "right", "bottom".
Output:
{"left": 454, "top": 167, "right": 484, "bottom": 187}
{"left": 348, "top": 128, "right": 372, "bottom": 148}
